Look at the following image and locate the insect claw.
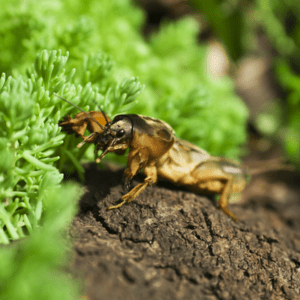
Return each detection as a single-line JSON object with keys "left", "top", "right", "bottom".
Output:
{"left": 219, "top": 206, "right": 238, "bottom": 222}
{"left": 107, "top": 191, "right": 135, "bottom": 211}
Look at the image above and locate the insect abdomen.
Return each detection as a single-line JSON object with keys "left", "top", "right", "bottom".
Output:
{"left": 157, "top": 138, "right": 247, "bottom": 195}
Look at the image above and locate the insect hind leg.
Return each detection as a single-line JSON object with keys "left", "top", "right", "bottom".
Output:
{"left": 191, "top": 161, "right": 238, "bottom": 222}
{"left": 218, "top": 178, "right": 237, "bottom": 222}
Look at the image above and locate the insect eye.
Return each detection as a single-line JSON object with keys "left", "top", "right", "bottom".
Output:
{"left": 116, "top": 129, "right": 125, "bottom": 137}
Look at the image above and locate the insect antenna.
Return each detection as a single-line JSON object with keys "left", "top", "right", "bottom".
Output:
{"left": 54, "top": 93, "right": 106, "bottom": 130}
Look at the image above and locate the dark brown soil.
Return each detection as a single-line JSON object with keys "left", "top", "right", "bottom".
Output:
{"left": 70, "top": 162, "right": 300, "bottom": 300}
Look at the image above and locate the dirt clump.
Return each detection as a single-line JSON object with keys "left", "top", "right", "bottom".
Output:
{"left": 71, "top": 163, "right": 300, "bottom": 300}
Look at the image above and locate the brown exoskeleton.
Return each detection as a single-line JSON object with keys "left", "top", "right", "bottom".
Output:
{"left": 57, "top": 95, "right": 247, "bottom": 222}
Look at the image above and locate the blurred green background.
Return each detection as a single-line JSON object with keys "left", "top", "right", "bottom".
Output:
{"left": 192, "top": 0, "right": 300, "bottom": 165}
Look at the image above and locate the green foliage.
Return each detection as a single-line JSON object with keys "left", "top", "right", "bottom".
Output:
{"left": 275, "top": 61, "right": 300, "bottom": 166}
{"left": 0, "top": 183, "right": 83, "bottom": 300}
{"left": 139, "top": 18, "right": 248, "bottom": 158}
{"left": 255, "top": 0, "right": 300, "bottom": 57}
{"left": 190, "top": 0, "right": 300, "bottom": 166}
{"left": 254, "top": 0, "right": 300, "bottom": 166}
{"left": 191, "top": 0, "right": 243, "bottom": 61}
{"left": 0, "top": 73, "right": 64, "bottom": 242}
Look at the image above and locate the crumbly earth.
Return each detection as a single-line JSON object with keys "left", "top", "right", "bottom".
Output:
{"left": 70, "top": 163, "right": 300, "bottom": 300}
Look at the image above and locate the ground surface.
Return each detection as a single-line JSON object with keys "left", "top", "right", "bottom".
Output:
{"left": 70, "top": 161, "right": 300, "bottom": 300}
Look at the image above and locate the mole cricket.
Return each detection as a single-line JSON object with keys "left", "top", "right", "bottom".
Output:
{"left": 57, "top": 94, "right": 249, "bottom": 222}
